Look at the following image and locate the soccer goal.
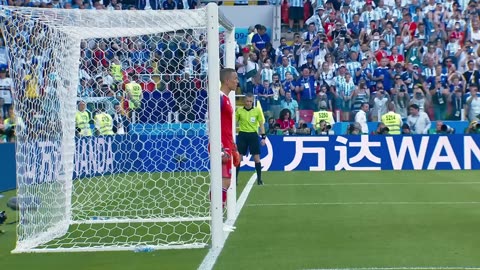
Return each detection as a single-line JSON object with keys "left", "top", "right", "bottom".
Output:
{"left": 1, "top": 4, "right": 236, "bottom": 253}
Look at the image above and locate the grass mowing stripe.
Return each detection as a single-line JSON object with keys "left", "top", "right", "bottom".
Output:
{"left": 197, "top": 173, "right": 257, "bottom": 270}
{"left": 302, "top": 267, "right": 480, "bottom": 270}
{"left": 266, "top": 182, "right": 480, "bottom": 186}
{"left": 247, "top": 201, "right": 480, "bottom": 207}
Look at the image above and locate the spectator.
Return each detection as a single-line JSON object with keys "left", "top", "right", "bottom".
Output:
{"left": 355, "top": 102, "right": 369, "bottom": 134}
{"left": 0, "top": 65, "right": 13, "bottom": 118}
{"left": 270, "top": 73, "right": 283, "bottom": 119}
{"left": 112, "top": 103, "right": 130, "bottom": 134}
{"left": 288, "top": 0, "right": 305, "bottom": 33}
{"left": 281, "top": 91, "right": 299, "bottom": 122}
{"left": 393, "top": 87, "right": 410, "bottom": 121}
{"left": 447, "top": 87, "right": 465, "bottom": 120}
{"left": 256, "top": 79, "right": 274, "bottom": 119}
{"left": 236, "top": 47, "right": 251, "bottom": 94}
{"left": 371, "top": 86, "right": 389, "bottom": 121}
{"left": 429, "top": 76, "right": 449, "bottom": 120}
{"left": 465, "top": 84, "right": 480, "bottom": 122}
{"left": 410, "top": 84, "right": 429, "bottom": 113}
{"left": 276, "top": 55, "right": 299, "bottom": 81}
{"left": 276, "top": 108, "right": 296, "bottom": 135}
{"left": 251, "top": 25, "right": 271, "bottom": 52}
{"left": 406, "top": 104, "right": 431, "bottom": 134}
{"left": 296, "top": 67, "right": 317, "bottom": 110}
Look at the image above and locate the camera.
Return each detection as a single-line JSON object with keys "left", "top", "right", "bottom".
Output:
{"left": 301, "top": 123, "right": 308, "bottom": 129}
{"left": 379, "top": 127, "right": 390, "bottom": 134}
{"left": 440, "top": 124, "right": 455, "bottom": 134}
{"left": 325, "top": 124, "right": 332, "bottom": 130}
{"left": 415, "top": 92, "right": 423, "bottom": 98}
{"left": 0, "top": 211, "right": 6, "bottom": 225}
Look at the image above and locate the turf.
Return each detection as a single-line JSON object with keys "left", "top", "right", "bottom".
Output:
{"left": 1, "top": 170, "right": 480, "bottom": 270}
{"left": 215, "top": 170, "right": 480, "bottom": 270}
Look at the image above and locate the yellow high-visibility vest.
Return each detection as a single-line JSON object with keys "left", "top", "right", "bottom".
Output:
{"left": 381, "top": 111, "right": 402, "bottom": 134}
{"left": 313, "top": 110, "right": 333, "bottom": 129}
{"left": 94, "top": 112, "right": 114, "bottom": 135}
{"left": 125, "top": 82, "right": 142, "bottom": 109}
{"left": 75, "top": 111, "right": 92, "bottom": 136}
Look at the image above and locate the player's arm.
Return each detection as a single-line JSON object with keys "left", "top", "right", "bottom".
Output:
{"left": 257, "top": 108, "right": 266, "bottom": 141}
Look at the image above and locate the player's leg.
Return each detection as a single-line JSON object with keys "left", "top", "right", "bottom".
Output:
{"left": 221, "top": 150, "right": 233, "bottom": 208}
{"left": 235, "top": 132, "right": 248, "bottom": 184}
{"left": 249, "top": 133, "right": 263, "bottom": 185}
{"left": 221, "top": 151, "right": 236, "bottom": 232}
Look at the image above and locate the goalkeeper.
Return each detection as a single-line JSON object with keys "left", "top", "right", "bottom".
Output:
{"left": 235, "top": 93, "right": 266, "bottom": 185}
{"left": 215, "top": 68, "right": 241, "bottom": 208}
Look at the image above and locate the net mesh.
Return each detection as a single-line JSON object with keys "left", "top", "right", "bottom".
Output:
{"left": 1, "top": 6, "right": 230, "bottom": 252}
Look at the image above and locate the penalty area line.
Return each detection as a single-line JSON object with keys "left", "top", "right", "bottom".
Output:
{"left": 247, "top": 201, "right": 480, "bottom": 207}
{"left": 301, "top": 267, "right": 480, "bottom": 270}
{"left": 197, "top": 173, "right": 257, "bottom": 270}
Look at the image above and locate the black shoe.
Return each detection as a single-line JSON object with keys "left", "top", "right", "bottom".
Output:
{"left": 257, "top": 180, "right": 263, "bottom": 185}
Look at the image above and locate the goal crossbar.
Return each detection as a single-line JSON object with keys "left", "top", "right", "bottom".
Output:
{"left": 0, "top": 6, "right": 234, "bottom": 39}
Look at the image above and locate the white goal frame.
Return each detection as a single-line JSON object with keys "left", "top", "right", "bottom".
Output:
{"left": 1, "top": 3, "right": 236, "bottom": 253}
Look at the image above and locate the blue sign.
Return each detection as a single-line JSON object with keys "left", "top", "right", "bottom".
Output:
{"left": 240, "top": 135, "right": 480, "bottom": 171}
{"left": 0, "top": 143, "right": 16, "bottom": 191}
{"left": 220, "top": 27, "right": 272, "bottom": 46}
{"left": 2, "top": 135, "right": 480, "bottom": 192}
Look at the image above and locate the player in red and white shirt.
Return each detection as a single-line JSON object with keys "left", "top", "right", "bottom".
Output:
{"left": 216, "top": 68, "right": 240, "bottom": 210}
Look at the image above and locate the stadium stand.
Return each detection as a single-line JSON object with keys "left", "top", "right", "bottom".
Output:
{"left": 0, "top": 0, "right": 479, "bottom": 146}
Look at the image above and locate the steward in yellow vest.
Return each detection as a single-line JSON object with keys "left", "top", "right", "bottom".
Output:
{"left": 75, "top": 101, "right": 92, "bottom": 136}
{"left": 381, "top": 103, "right": 402, "bottom": 135}
{"left": 125, "top": 74, "right": 142, "bottom": 110}
{"left": 312, "top": 101, "right": 335, "bottom": 131}
{"left": 94, "top": 105, "right": 114, "bottom": 136}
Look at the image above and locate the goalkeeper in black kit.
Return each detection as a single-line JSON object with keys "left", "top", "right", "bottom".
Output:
{"left": 235, "top": 93, "right": 266, "bottom": 185}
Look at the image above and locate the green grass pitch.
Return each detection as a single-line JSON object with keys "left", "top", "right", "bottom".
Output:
{"left": 1, "top": 170, "right": 480, "bottom": 270}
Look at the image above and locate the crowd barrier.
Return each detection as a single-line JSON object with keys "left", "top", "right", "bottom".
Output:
{"left": 1, "top": 134, "right": 479, "bottom": 192}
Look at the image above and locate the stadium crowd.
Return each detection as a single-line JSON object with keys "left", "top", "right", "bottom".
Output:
{"left": 242, "top": 0, "right": 480, "bottom": 135}
{"left": 1, "top": 0, "right": 480, "bottom": 143}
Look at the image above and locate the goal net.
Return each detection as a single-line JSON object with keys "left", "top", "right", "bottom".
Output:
{"left": 1, "top": 4, "right": 235, "bottom": 253}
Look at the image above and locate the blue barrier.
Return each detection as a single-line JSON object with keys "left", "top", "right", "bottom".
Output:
{"left": 1, "top": 134, "right": 479, "bottom": 192}
{"left": 0, "top": 143, "right": 16, "bottom": 191}
{"left": 333, "top": 121, "right": 470, "bottom": 135}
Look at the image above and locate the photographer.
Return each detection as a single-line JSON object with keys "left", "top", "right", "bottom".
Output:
{"left": 346, "top": 122, "right": 361, "bottom": 135}
{"left": 372, "top": 122, "right": 390, "bottom": 135}
{"left": 3, "top": 106, "right": 16, "bottom": 142}
{"left": 295, "top": 119, "right": 312, "bottom": 135}
{"left": 0, "top": 210, "right": 6, "bottom": 233}
{"left": 465, "top": 120, "right": 480, "bottom": 134}
{"left": 316, "top": 120, "right": 334, "bottom": 135}
{"left": 430, "top": 121, "right": 455, "bottom": 134}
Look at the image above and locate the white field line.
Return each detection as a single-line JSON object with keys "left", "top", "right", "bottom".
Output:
{"left": 266, "top": 182, "right": 480, "bottom": 187}
{"left": 247, "top": 201, "right": 480, "bottom": 207}
{"left": 197, "top": 173, "right": 257, "bottom": 270}
{"left": 302, "top": 267, "right": 480, "bottom": 270}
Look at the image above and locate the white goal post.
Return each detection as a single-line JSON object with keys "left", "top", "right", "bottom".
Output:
{"left": 0, "top": 4, "right": 236, "bottom": 253}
